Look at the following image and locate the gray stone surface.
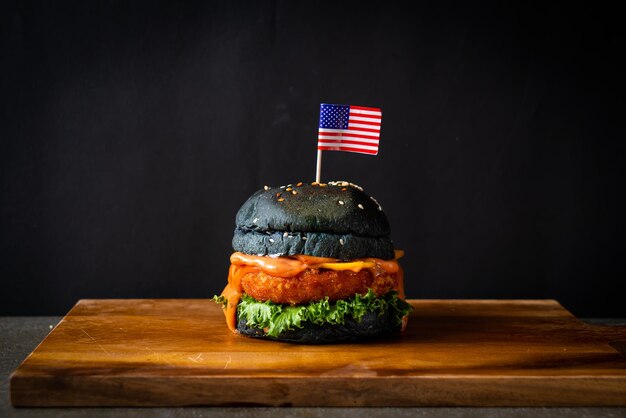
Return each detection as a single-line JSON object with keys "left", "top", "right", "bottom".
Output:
{"left": 2, "top": 316, "right": 625, "bottom": 418}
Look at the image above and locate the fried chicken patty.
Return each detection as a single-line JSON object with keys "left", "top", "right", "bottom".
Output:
{"left": 240, "top": 268, "right": 398, "bottom": 305}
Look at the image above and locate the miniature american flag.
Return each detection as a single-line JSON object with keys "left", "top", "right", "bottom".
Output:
{"left": 318, "top": 103, "right": 382, "bottom": 155}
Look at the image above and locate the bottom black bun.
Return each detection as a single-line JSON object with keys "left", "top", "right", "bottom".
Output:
{"left": 234, "top": 290, "right": 413, "bottom": 344}
{"left": 238, "top": 309, "right": 403, "bottom": 344}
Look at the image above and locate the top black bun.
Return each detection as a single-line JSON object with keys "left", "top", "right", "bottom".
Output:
{"left": 232, "top": 181, "right": 395, "bottom": 260}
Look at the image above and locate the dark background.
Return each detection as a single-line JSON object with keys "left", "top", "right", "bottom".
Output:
{"left": 2, "top": 1, "right": 625, "bottom": 317}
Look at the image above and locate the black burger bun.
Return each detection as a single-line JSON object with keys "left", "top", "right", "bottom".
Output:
{"left": 232, "top": 181, "right": 395, "bottom": 260}
{"left": 236, "top": 307, "right": 404, "bottom": 344}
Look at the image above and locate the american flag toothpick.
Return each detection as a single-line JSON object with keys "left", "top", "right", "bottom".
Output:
{"left": 316, "top": 103, "right": 382, "bottom": 182}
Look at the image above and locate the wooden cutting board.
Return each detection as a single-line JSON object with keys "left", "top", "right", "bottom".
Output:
{"left": 10, "top": 299, "right": 626, "bottom": 407}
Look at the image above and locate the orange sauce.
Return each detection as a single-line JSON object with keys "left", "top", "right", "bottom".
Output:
{"left": 220, "top": 250, "right": 406, "bottom": 333}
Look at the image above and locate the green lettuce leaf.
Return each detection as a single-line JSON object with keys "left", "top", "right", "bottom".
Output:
{"left": 212, "top": 295, "right": 227, "bottom": 307}
{"left": 235, "top": 289, "right": 412, "bottom": 338}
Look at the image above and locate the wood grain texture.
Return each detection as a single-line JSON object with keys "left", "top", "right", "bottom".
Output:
{"left": 9, "top": 299, "right": 626, "bottom": 407}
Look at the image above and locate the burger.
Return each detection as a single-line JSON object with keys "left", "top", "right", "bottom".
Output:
{"left": 213, "top": 180, "right": 412, "bottom": 343}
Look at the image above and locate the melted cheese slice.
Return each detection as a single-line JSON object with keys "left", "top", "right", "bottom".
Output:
{"left": 219, "top": 250, "right": 405, "bottom": 333}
